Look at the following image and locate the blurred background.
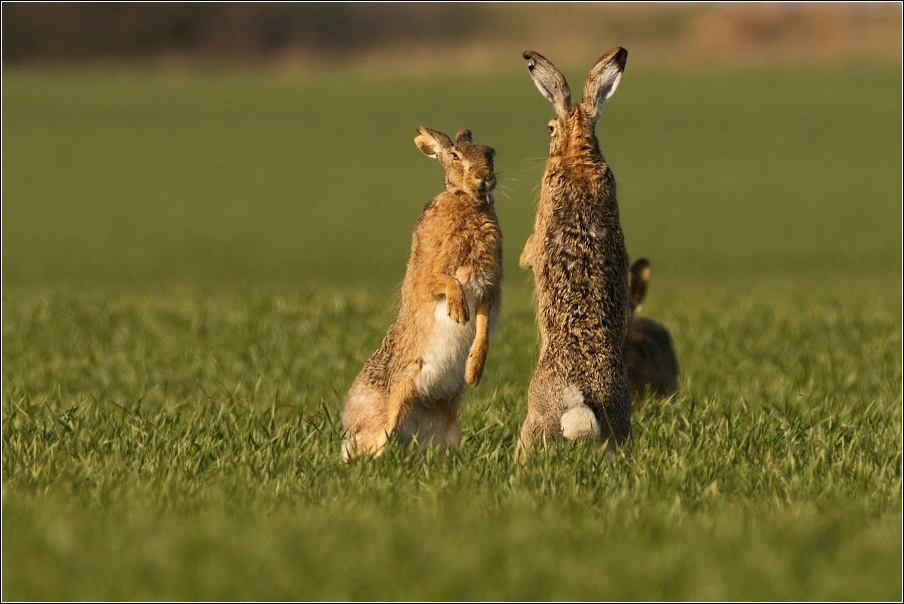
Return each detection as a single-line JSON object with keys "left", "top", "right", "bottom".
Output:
{"left": 3, "top": 2, "right": 901, "bottom": 70}
{"left": 2, "top": 2, "right": 901, "bottom": 291}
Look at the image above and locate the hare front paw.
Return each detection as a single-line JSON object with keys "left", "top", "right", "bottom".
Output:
{"left": 465, "top": 341, "right": 487, "bottom": 386}
{"left": 519, "top": 234, "right": 536, "bottom": 268}
{"left": 465, "top": 355, "right": 483, "bottom": 386}
{"left": 446, "top": 293, "right": 470, "bottom": 325}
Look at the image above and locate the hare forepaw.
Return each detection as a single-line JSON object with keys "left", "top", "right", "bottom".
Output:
{"left": 447, "top": 295, "right": 470, "bottom": 324}
{"left": 519, "top": 234, "right": 536, "bottom": 268}
{"left": 465, "top": 354, "right": 484, "bottom": 386}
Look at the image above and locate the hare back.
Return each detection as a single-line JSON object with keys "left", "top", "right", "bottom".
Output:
{"left": 534, "top": 243, "right": 631, "bottom": 361}
{"left": 630, "top": 316, "right": 677, "bottom": 353}
{"left": 530, "top": 241, "right": 631, "bottom": 421}
{"left": 532, "top": 176, "right": 630, "bottom": 341}
{"left": 627, "top": 316, "right": 679, "bottom": 400}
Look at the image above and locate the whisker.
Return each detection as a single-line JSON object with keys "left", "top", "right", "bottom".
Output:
{"left": 496, "top": 161, "right": 547, "bottom": 178}
{"left": 497, "top": 183, "right": 515, "bottom": 198}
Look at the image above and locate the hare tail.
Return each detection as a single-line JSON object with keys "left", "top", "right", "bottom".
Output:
{"left": 560, "top": 384, "right": 601, "bottom": 439}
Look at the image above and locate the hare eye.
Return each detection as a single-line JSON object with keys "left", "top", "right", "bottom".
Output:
{"left": 450, "top": 151, "right": 461, "bottom": 162}
{"left": 548, "top": 124, "right": 555, "bottom": 133}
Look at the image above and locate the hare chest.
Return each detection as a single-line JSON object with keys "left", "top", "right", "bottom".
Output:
{"left": 415, "top": 277, "right": 487, "bottom": 400}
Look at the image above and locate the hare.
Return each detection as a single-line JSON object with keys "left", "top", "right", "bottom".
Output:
{"left": 626, "top": 258, "right": 680, "bottom": 405}
{"left": 341, "top": 128, "right": 502, "bottom": 460}
{"left": 517, "top": 48, "right": 632, "bottom": 456}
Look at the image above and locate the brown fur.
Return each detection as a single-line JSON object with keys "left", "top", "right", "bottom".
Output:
{"left": 341, "top": 128, "right": 502, "bottom": 459}
{"left": 626, "top": 258, "right": 680, "bottom": 405}
{"left": 517, "top": 48, "right": 632, "bottom": 457}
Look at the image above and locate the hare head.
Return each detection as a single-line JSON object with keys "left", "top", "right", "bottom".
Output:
{"left": 523, "top": 47, "right": 627, "bottom": 158}
{"left": 415, "top": 127, "right": 496, "bottom": 200}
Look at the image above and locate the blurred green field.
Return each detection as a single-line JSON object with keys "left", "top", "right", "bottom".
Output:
{"left": 3, "top": 65, "right": 899, "bottom": 288}
{"left": 2, "top": 64, "right": 901, "bottom": 600}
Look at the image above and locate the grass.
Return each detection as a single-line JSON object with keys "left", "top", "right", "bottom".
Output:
{"left": 2, "top": 63, "right": 902, "bottom": 600}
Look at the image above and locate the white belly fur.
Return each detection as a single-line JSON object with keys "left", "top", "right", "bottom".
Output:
{"left": 415, "top": 288, "right": 479, "bottom": 400}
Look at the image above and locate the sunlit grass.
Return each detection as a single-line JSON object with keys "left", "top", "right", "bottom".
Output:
{"left": 2, "top": 283, "right": 900, "bottom": 600}
{"left": 2, "top": 64, "right": 901, "bottom": 599}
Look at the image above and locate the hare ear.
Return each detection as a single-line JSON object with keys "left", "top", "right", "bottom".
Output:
{"left": 582, "top": 47, "right": 627, "bottom": 124}
{"left": 415, "top": 127, "right": 453, "bottom": 160}
{"left": 523, "top": 51, "right": 571, "bottom": 119}
{"left": 629, "top": 258, "right": 651, "bottom": 313}
{"left": 455, "top": 129, "right": 472, "bottom": 144}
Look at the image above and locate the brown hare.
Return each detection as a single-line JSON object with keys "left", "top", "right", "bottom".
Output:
{"left": 517, "top": 48, "right": 632, "bottom": 456}
{"left": 626, "top": 258, "right": 680, "bottom": 405}
{"left": 341, "top": 128, "right": 503, "bottom": 460}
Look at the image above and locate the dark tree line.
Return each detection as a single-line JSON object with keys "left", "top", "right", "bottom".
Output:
{"left": 2, "top": 3, "right": 482, "bottom": 64}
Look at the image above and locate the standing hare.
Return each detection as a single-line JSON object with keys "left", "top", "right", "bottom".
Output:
{"left": 517, "top": 48, "right": 632, "bottom": 456}
{"left": 341, "top": 128, "right": 502, "bottom": 460}
{"left": 626, "top": 258, "right": 680, "bottom": 405}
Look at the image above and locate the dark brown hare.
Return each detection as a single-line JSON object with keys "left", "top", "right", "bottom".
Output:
{"left": 626, "top": 258, "right": 680, "bottom": 406}
{"left": 517, "top": 48, "right": 632, "bottom": 456}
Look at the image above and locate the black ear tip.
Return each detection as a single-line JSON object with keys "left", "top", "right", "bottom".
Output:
{"left": 522, "top": 51, "right": 532, "bottom": 60}
{"left": 630, "top": 258, "right": 650, "bottom": 276}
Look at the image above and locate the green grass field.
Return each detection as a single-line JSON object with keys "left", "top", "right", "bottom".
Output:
{"left": 2, "top": 63, "right": 901, "bottom": 600}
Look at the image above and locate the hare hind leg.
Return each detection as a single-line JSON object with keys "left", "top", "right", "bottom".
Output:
{"left": 342, "top": 365, "right": 420, "bottom": 460}
{"left": 396, "top": 396, "right": 463, "bottom": 448}
{"left": 342, "top": 377, "right": 384, "bottom": 459}
{"left": 591, "top": 386, "right": 634, "bottom": 457}
{"left": 516, "top": 367, "right": 564, "bottom": 455}
{"left": 342, "top": 425, "right": 391, "bottom": 460}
